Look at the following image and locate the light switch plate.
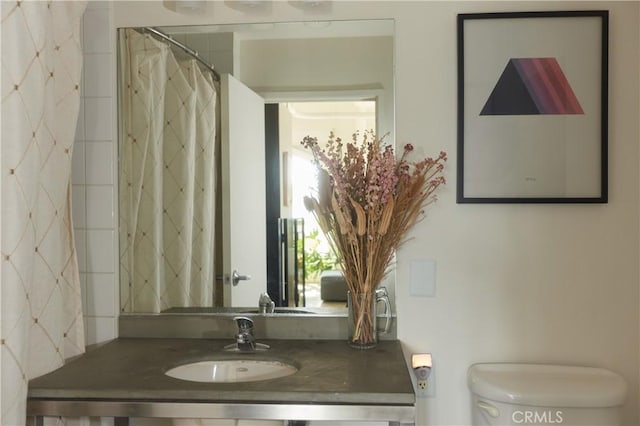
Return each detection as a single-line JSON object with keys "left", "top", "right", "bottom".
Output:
{"left": 409, "top": 259, "right": 436, "bottom": 297}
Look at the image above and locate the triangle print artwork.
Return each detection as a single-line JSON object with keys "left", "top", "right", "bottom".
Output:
{"left": 481, "top": 57, "right": 584, "bottom": 116}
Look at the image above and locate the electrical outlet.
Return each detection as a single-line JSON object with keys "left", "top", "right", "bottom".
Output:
{"left": 412, "top": 353, "right": 434, "bottom": 398}
{"left": 415, "top": 379, "right": 428, "bottom": 397}
{"left": 415, "top": 366, "right": 434, "bottom": 398}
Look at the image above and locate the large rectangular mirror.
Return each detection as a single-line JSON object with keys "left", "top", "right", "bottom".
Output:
{"left": 117, "top": 19, "right": 395, "bottom": 314}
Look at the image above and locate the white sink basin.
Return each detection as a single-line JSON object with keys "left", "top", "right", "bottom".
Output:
{"left": 165, "top": 359, "right": 298, "bottom": 383}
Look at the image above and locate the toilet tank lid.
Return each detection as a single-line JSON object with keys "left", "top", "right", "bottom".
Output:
{"left": 467, "top": 363, "right": 627, "bottom": 408}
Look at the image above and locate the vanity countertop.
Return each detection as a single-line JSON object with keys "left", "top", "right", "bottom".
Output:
{"left": 28, "top": 338, "right": 415, "bottom": 406}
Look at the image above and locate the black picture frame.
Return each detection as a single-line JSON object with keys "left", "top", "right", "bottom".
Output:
{"left": 457, "top": 11, "right": 608, "bottom": 203}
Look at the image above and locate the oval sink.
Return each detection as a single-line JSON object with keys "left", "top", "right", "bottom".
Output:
{"left": 165, "top": 359, "right": 297, "bottom": 383}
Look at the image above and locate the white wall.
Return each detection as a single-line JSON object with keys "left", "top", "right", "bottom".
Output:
{"left": 393, "top": 3, "right": 639, "bottom": 424}
{"left": 91, "top": 1, "right": 640, "bottom": 425}
{"left": 75, "top": 0, "right": 119, "bottom": 345}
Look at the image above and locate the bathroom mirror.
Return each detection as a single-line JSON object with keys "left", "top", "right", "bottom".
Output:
{"left": 117, "top": 19, "right": 395, "bottom": 314}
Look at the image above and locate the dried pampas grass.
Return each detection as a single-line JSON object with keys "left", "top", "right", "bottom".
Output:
{"left": 302, "top": 130, "right": 447, "bottom": 345}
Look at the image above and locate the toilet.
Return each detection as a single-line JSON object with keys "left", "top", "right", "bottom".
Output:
{"left": 468, "top": 363, "right": 627, "bottom": 426}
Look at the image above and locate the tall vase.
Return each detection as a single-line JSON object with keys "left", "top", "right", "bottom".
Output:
{"left": 347, "top": 288, "right": 391, "bottom": 349}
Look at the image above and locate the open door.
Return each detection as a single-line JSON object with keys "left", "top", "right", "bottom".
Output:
{"left": 220, "top": 74, "right": 267, "bottom": 307}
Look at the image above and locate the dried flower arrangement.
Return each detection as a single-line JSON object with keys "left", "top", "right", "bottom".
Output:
{"left": 302, "top": 130, "right": 447, "bottom": 348}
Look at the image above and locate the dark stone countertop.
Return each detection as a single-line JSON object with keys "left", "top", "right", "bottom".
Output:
{"left": 28, "top": 338, "right": 415, "bottom": 406}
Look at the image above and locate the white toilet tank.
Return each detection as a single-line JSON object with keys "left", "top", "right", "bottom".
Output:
{"left": 467, "top": 363, "right": 627, "bottom": 426}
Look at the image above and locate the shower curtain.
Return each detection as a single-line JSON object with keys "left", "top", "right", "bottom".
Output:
{"left": 120, "top": 29, "right": 218, "bottom": 313}
{"left": 1, "top": 1, "right": 86, "bottom": 425}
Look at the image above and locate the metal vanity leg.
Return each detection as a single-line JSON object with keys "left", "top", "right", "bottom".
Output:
{"left": 114, "top": 417, "right": 130, "bottom": 426}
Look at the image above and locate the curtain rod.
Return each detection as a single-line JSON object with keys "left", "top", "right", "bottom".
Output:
{"left": 143, "top": 27, "right": 221, "bottom": 82}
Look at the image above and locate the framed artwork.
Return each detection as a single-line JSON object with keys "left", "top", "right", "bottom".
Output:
{"left": 457, "top": 11, "right": 608, "bottom": 203}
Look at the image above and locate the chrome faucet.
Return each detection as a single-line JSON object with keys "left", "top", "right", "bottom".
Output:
{"left": 233, "top": 316, "right": 256, "bottom": 351}
{"left": 258, "top": 293, "right": 275, "bottom": 314}
{"left": 223, "top": 316, "right": 270, "bottom": 352}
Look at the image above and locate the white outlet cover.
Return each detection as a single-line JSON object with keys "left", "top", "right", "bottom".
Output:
{"left": 415, "top": 366, "right": 435, "bottom": 398}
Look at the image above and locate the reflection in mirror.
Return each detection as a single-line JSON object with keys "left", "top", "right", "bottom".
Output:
{"left": 117, "top": 20, "right": 395, "bottom": 314}
{"left": 282, "top": 101, "right": 376, "bottom": 309}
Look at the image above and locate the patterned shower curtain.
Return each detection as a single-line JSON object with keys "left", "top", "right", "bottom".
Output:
{"left": 119, "top": 29, "right": 217, "bottom": 313}
{"left": 1, "top": 1, "right": 86, "bottom": 425}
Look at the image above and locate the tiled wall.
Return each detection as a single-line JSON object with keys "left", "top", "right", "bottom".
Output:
{"left": 73, "top": 1, "right": 118, "bottom": 346}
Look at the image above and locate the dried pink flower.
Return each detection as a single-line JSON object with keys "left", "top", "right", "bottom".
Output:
{"left": 301, "top": 129, "right": 446, "bottom": 302}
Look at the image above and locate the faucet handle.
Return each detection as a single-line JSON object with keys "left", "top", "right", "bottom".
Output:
{"left": 224, "top": 316, "right": 269, "bottom": 352}
{"left": 233, "top": 316, "right": 254, "bottom": 331}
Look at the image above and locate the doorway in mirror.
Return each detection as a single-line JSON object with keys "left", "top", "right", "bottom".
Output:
{"left": 266, "top": 100, "right": 376, "bottom": 308}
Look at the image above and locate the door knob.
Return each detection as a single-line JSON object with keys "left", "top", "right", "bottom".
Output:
{"left": 231, "top": 270, "right": 251, "bottom": 286}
